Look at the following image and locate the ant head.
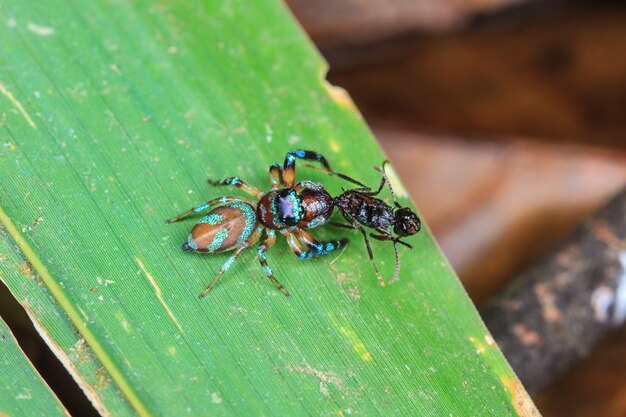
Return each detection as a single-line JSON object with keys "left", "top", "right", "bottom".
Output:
{"left": 393, "top": 207, "right": 421, "bottom": 237}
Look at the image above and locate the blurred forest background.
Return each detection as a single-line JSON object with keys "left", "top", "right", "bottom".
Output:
{"left": 286, "top": 0, "right": 626, "bottom": 416}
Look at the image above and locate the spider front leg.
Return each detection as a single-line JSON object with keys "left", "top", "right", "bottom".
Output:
{"left": 208, "top": 176, "right": 263, "bottom": 198}
{"left": 283, "top": 149, "right": 366, "bottom": 188}
{"left": 165, "top": 196, "right": 252, "bottom": 223}
{"left": 268, "top": 163, "right": 283, "bottom": 190}
{"left": 199, "top": 226, "right": 264, "bottom": 298}
{"left": 257, "top": 229, "right": 290, "bottom": 297}
{"left": 293, "top": 228, "right": 348, "bottom": 260}
{"left": 283, "top": 230, "right": 306, "bottom": 258}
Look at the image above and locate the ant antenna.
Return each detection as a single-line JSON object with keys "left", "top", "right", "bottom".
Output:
{"left": 374, "top": 160, "right": 400, "bottom": 208}
{"left": 388, "top": 240, "right": 401, "bottom": 285}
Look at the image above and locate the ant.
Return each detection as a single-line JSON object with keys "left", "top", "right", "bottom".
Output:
{"left": 306, "top": 159, "right": 421, "bottom": 286}
{"left": 166, "top": 150, "right": 366, "bottom": 298}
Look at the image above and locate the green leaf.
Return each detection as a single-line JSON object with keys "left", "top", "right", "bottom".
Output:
{"left": 0, "top": 315, "right": 68, "bottom": 417}
{"left": 0, "top": 0, "right": 539, "bottom": 416}
{"left": 0, "top": 225, "right": 136, "bottom": 416}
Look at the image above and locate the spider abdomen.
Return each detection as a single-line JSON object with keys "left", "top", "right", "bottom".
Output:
{"left": 183, "top": 202, "right": 258, "bottom": 253}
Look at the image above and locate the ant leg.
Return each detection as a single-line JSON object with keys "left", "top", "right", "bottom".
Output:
{"left": 165, "top": 196, "right": 252, "bottom": 223}
{"left": 395, "top": 239, "right": 413, "bottom": 249}
{"left": 199, "top": 226, "right": 263, "bottom": 298}
{"left": 293, "top": 228, "right": 348, "bottom": 260}
{"left": 357, "top": 225, "right": 400, "bottom": 285}
{"left": 357, "top": 226, "right": 386, "bottom": 287}
{"left": 360, "top": 176, "right": 386, "bottom": 196}
{"left": 208, "top": 177, "right": 263, "bottom": 198}
{"left": 257, "top": 230, "right": 290, "bottom": 297}
{"left": 369, "top": 232, "right": 414, "bottom": 249}
{"left": 327, "top": 221, "right": 354, "bottom": 230}
{"left": 368, "top": 226, "right": 394, "bottom": 242}
{"left": 368, "top": 225, "right": 414, "bottom": 249}
{"left": 268, "top": 164, "right": 283, "bottom": 190}
{"left": 283, "top": 149, "right": 366, "bottom": 188}
{"left": 318, "top": 217, "right": 388, "bottom": 285}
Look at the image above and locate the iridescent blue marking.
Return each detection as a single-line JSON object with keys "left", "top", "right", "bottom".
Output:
{"left": 257, "top": 246, "right": 267, "bottom": 261}
{"left": 186, "top": 234, "right": 198, "bottom": 250}
{"left": 297, "top": 180, "right": 322, "bottom": 190}
{"left": 270, "top": 196, "right": 281, "bottom": 227}
{"left": 263, "top": 265, "right": 272, "bottom": 275}
{"left": 227, "top": 177, "right": 239, "bottom": 185}
{"left": 295, "top": 149, "right": 305, "bottom": 158}
{"left": 207, "top": 229, "right": 228, "bottom": 252}
{"left": 193, "top": 203, "right": 210, "bottom": 213}
{"left": 227, "top": 202, "right": 257, "bottom": 243}
{"left": 272, "top": 191, "right": 301, "bottom": 226}
{"left": 308, "top": 217, "right": 325, "bottom": 229}
{"left": 298, "top": 241, "right": 338, "bottom": 258}
{"left": 200, "top": 213, "right": 223, "bottom": 225}
{"left": 316, "top": 242, "right": 337, "bottom": 255}
{"left": 221, "top": 255, "right": 236, "bottom": 272}
{"left": 298, "top": 251, "right": 314, "bottom": 260}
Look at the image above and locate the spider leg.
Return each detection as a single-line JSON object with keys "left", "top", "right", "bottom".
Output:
{"left": 257, "top": 229, "right": 290, "bottom": 297}
{"left": 282, "top": 229, "right": 306, "bottom": 258}
{"left": 268, "top": 164, "right": 283, "bottom": 190}
{"left": 208, "top": 177, "right": 263, "bottom": 198}
{"left": 293, "top": 228, "right": 348, "bottom": 260}
{"left": 283, "top": 149, "right": 366, "bottom": 188}
{"left": 199, "top": 226, "right": 263, "bottom": 298}
{"left": 165, "top": 196, "right": 253, "bottom": 223}
{"left": 303, "top": 162, "right": 371, "bottom": 191}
